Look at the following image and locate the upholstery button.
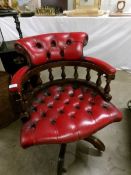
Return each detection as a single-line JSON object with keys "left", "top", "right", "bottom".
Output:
{"left": 51, "top": 119, "right": 56, "bottom": 125}
{"left": 102, "top": 103, "right": 109, "bottom": 109}
{"left": 51, "top": 40, "right": 57, "bottom": 47}
{"left": 69, "top": 93, "right": 74, "bottom": 97}
{"left": 48, "top": 103, "right": 53, "bottom": 108}
{"left": 59, "top": 109, "right": 64, "bottom": 114}
{"left": 74, "top": 104, "right": 80, "bottom": 109}
{"left": 79, "top": 95, "right": 84, "bottom": 100}
{"left": 54, "top": 96, "right": 60, "bottom": 100}
{"left": 41, "top": 112, "right": 46, "bottom": 118}
{"left": 64, "top": 100, "right": 70, "bottom": 105}
{"left": 69, "top": 111, "right": 75, "bottom": 118}
{"left": 36, "top": 42, "right": 43, "bottom": 49}
{"left": 86, "top": 109, "right": 92, "bottom": 115}
{"left": 66, "top": 39, "right": 72, "bottom": 45}
{"left": 30, "top": 122, "right": 37, "bottom": 129}
{"left": 68, "top": 90, "right": 74, "bottom": 95}
{"left": 54, "top": 92, "right": 60, "bottom": 99}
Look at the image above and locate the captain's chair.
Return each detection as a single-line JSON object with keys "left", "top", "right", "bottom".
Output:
{"left": 9, "top": 32, "right": 122, "bottom": 175}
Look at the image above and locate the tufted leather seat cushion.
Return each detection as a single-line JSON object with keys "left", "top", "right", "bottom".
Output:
{"left": 21, "top": 83, "right": 122, "bottom": 148}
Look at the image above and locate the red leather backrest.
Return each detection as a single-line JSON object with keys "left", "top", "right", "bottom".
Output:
{"left": 15, "top": 32, "right": 88, "bottom": 66}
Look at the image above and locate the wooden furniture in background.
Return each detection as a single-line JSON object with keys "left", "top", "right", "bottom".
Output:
{"left": 0, "top": 14, "right": 25, "bottom": 128}
{"left": 0, "top": 9, "right": 23, "bottom": 38}
{"left": 0, "top": 71, "right": 17, "bottom": 128}
{"left": 0, "top": 40, "right": 26, "bottom": 75}
{"left": 0, "top": 43, "right": 26, "bottom": 128}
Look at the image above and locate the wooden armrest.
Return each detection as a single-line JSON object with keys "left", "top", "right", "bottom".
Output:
{"left": 84, "top": 57, "right": 116, "bottom": 75}
{"left": 9, "top": 66, "right": 30, "bottom": 94}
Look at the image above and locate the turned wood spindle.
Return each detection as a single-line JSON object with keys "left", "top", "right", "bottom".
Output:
{"left": 13, "top": 15, "right": 23, "bottom": 38}
{"left": 48, "top": 68, "right": 54, "bottom": 81}
{"left": 61, "top": 66, "right": 66, "bottom": 80}
{"left": 96, "top": 72, "right": 102, "bottom": 87}
{"left": 74, "top": 66, "right": 78, "bottom": 79}
{"left": 104, "top": 76, "right": 111, "bottom": 95}
{"left": 86, "top": 68, "right": 91, "bottom": 81}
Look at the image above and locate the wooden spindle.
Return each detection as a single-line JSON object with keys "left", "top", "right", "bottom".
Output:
{"left": 86, "top": 68, "right": 91, "bottom": 81}
{"left": 74, "top": 66, "right": 78, "bottom": 79}
{"left": 48, "top": 68, "right": 54, "bottom": 81}
{"left": 104, "top": 76, "right": 111, "bottom": 95}
{"left": 96, "top": 72, "right": 102, "bottom": 87}
{"left": 61, "top": 66, "right": 66, "bottom": 80}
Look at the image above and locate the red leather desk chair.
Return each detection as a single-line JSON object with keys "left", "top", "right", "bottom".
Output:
{"left": 9, "top": 32, "right": 122, "bottom": 175}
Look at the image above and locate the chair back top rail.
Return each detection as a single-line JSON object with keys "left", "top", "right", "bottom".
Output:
{"left": 15, "top": 32, "right": 88, "bottom": 66}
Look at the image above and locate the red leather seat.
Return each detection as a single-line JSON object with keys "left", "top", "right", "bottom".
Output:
{"left": 21, "top": 83, "right": 121, "bottom": 148}
{"left": 9, "top": 32, "right": 122, "bottom": 175}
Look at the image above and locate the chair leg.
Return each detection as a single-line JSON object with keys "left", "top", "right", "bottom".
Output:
{"left": 57, "top": 144, "right": 67, "bottom": 175}
{"left": 84, "top": 135, "right": 105, "bottom": 152}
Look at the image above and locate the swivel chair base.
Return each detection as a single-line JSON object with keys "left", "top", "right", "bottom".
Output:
{"left": 57, "top": 136, "right": 105, "bottom": 175}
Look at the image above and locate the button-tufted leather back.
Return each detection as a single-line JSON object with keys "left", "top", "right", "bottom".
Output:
{"left": 15, "top": 32, "right": 88, "bottom": 66}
